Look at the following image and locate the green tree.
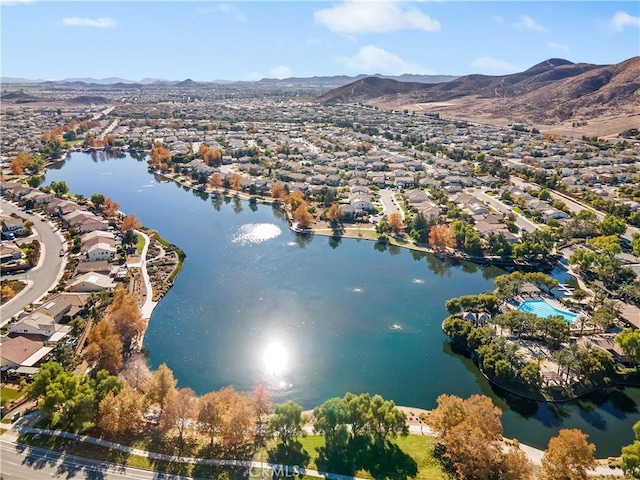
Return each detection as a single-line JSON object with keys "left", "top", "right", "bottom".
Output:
{"left": 622, "top": 420, "right": 640, "bottom": 478}
{"left": 91, "top": 193, "right": 105, "bottom": 209}
{"left": 50, "top": 181, "right": 69, "bottom": 196}
{"left": 368, "top": 394, "right": 408, "bottom": 439}
{"left": 587, "top": 235, "right": 621, "bottom": 256}
{"left": 616, "top": 329, "right": 640, "bottom": 368}
{"left": 632, "top": 233, "right": 640, "bottom": 257}
{"left": 26, "top": 175, "right": 42, "bottom": 188}
{"left": 568, "top": 248, "right": 597, "bottom": 274}
{"left": 451, "top": 220, "right": 482, "bottom": 255}
{"left": 600, "top": 214, "right": 627, "bottom": 237}
{"left": 268, "top": 401, "right": 310, "bottom": 474}
{"left": 313, "top": 397, "right": 349, "bottom": 441}
{"left": 268, "top": 401, "right": 306, "bottom": 449}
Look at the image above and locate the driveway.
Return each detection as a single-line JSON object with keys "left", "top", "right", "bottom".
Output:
{"left": 1, "top": 202, "right": 66, "bottom": 325}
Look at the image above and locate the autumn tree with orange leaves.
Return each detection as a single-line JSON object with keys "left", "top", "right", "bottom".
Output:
{"left": 204, "top": 148, "right": 222, "bottom": 166}
{"left": 429, "top": 224, "right": 455, "bottom": 253}
{"left": 10, "top": 152, "right": 34, "bottom": 175}
{"left": 85, "top": 320, "right": 124, "bottom": 374}
{"left": 287, "top": 190, "right": 306, "bottom": 211}
{"left": 208, "top": 173, "right": 222, "bottom": 190}
{"left": 271, "top": 182, "right": 285, "bottom": 201}
{"left": 150, "top": 142, "right": 172, "bottom": 171}
{"left": 294, "top": 203, "right": 314, "bottom": 228}
{"left": 230, "top": 173, "right": 242, "bottom": 191}
{"left": 99, "top": 387, "right": 145, "bottom": 437}
{"left": 388, "top": 213, "right": 405, "bottom": 234}
{"left": 326, "top": 203, "right": 343, "bottom": 226}
{"left": 102, "top": 197, "right": 120, "bottom": 217}
{"left": 121, "top": 214, "right": 141, "bottom": 233}
{"left": 105, "top": 287, "right": 146, "bottom": 351}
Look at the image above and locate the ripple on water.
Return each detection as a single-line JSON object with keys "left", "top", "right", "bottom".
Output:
{"left": 412, "top": 278, "right": 425, "bottom": 284}
{"left": 232, "top": 223, "right": 282, "bottom": 245}
{"left": 352, "top": 287, "right": 364, "bottom": 293}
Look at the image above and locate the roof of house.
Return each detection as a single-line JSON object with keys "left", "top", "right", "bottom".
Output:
{"left": 0, "top": 335, "right": 44, "bottom": 365}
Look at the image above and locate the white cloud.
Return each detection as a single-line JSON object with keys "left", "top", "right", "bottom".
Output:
{"left": 215, "top": 3, "right": 247, "bottom": 22}
{"left": 270, "top": 66, "right": 292, "bottom": 79}
{"left": 62, "top": 17, "right": 116, "bottom": 28}
{"left": 339, "top": 45, "right": 435, "bottom": 75}
{"left": 492, "top": 15, "right": 503, "bottom": 24}
{"left": 513, "top": 15, "right": 548, "bottom": 32}
{"left": 610, "top": 11, "right": 640, "bottom": 31}
{"left": 471, "top": 56, "right": 521, "bottom": 74}
{"left": 314, "top": 1, "right": 440, "bottom": 35}
{"left": 548, "top": 42, "right": 570, "bottom": 54}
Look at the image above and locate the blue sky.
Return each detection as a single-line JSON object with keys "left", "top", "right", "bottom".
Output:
{"left": 2, "top": 1, "right": 639, "bottom": 81}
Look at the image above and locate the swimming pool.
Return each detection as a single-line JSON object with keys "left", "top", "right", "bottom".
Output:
{"left": 518, "top": 299, "right": 578, "bottom": 323}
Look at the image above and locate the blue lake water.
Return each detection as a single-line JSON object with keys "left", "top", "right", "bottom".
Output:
{"left": 44, "top": 151, "right": 640, "bottom": 456}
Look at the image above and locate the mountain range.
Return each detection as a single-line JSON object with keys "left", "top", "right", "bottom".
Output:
{"left": 0, "top": 73, "right": 457, "bottom": 88}
{"left": 317, "top": 57, "right": 640, "bottom": 129}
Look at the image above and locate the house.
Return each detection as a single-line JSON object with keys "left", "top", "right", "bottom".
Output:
{"left": 86, "top": 242, "right": 117, "bottom": 262}
{"left": 8, "top": 312, "right": 58, "bottom": 338}
{"left": 0, "top": 335, "right": 51, "bottom": 370}
{"left": 67, "top": 272, "right": 115, "bottom": 292}
{"left": 42, "top": 292, "right": 90, "bottom": 319}
{"left": 82, "top": 230, "right": 116, "bottom": 245}
{"left": 1, "top": 183, "right": 31, "bottom": 200}
{"left": 63, "top": 210, "right": 108, "bottom": 233}
{"left": 349, "top": 194, "right": 374, "bottom": 212}
{"left": 22, "top": 190, "right": 54, "bottom": 206}
{"left": 541, "top": 208, "right": 569, "bottom": 223}
{"left": 32, "top": 296, "right": 72, "bottom": 322}
{"left": 2, "top": 218, "right": 26, "bottom": 236}
{"left": 75, "top": 260, "right": 114, "bottom": 275}
{"left": 0, "top": 242, "right": 22, "bottom": 263}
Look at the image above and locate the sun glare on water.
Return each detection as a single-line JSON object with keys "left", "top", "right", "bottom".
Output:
{"left": 232, "top": 223, "right": 281, "bottom": 245}
{"left": 262, "top": 341, "right": 289, "bottom": 377}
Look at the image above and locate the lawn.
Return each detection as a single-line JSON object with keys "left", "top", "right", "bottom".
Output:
{"left": 1, "top": 387, "right": 26, "bottom": 404}
{"left": 267, "top": 434, "right": 452, "bottom": 480}
{"left": 136, "top": 233, "right": 145, "bottom": 254}
{"left": 18, "top": 430, "right": 452, "bottom": 480}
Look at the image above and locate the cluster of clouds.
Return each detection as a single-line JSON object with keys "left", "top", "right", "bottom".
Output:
{"left": 5, "top": 0, "right": 639, "bottom": 79}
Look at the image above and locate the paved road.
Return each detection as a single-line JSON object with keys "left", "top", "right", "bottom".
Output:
{"left": 0, "top": 202, "right": 66, "bottom": 325}
{"left": 378, "top": 189, "right": 404, "bottom": 218}
{"left": 0, "top": 438, "right": 198, "bottom": 480}
{"left": 470, "top": 188, "right": 538, "bottom": 233}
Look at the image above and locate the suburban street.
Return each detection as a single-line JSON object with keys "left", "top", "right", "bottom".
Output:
{"left": 469, "top": 188, "right": 539, "bottom": 233}
{"left": 509, "top": 177, "right": 640, "bottom": 242}
{"left": 0, "top": 202, "right": 66, "bottom": 325}
{"left": 0, "top": 438, "right": 197, "bottom": 480}
{"left": 378, "top": 188, "right": 404, "bottom": 218}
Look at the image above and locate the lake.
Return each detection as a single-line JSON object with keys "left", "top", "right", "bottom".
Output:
{"left": 45, "top": 151, "right": 640, "bottom": 456}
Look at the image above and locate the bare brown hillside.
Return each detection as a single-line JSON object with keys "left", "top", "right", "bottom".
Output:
{"left": 318, "top": 57, "right": 640, "bottom": 136}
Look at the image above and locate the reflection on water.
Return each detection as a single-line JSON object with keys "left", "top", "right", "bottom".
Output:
{"left": 232, "top": 223, "right": 281, "bottom": 245}
{"left": 262, "top": 340, "right": 289, "bottom": 376}
{"left": 44, "top": 151, "right": 640, "bottom": 457}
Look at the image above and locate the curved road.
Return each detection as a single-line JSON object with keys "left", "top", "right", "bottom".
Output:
{"left": 1, "top": 201, "right": 66, "bottom": 325}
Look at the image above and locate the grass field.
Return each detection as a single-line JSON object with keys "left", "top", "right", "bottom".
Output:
{"left": 1, "top": 387, "right": 26, "bottom": 404}
{"left": 17, "top": 430, "right": 452, "bottom": 480}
